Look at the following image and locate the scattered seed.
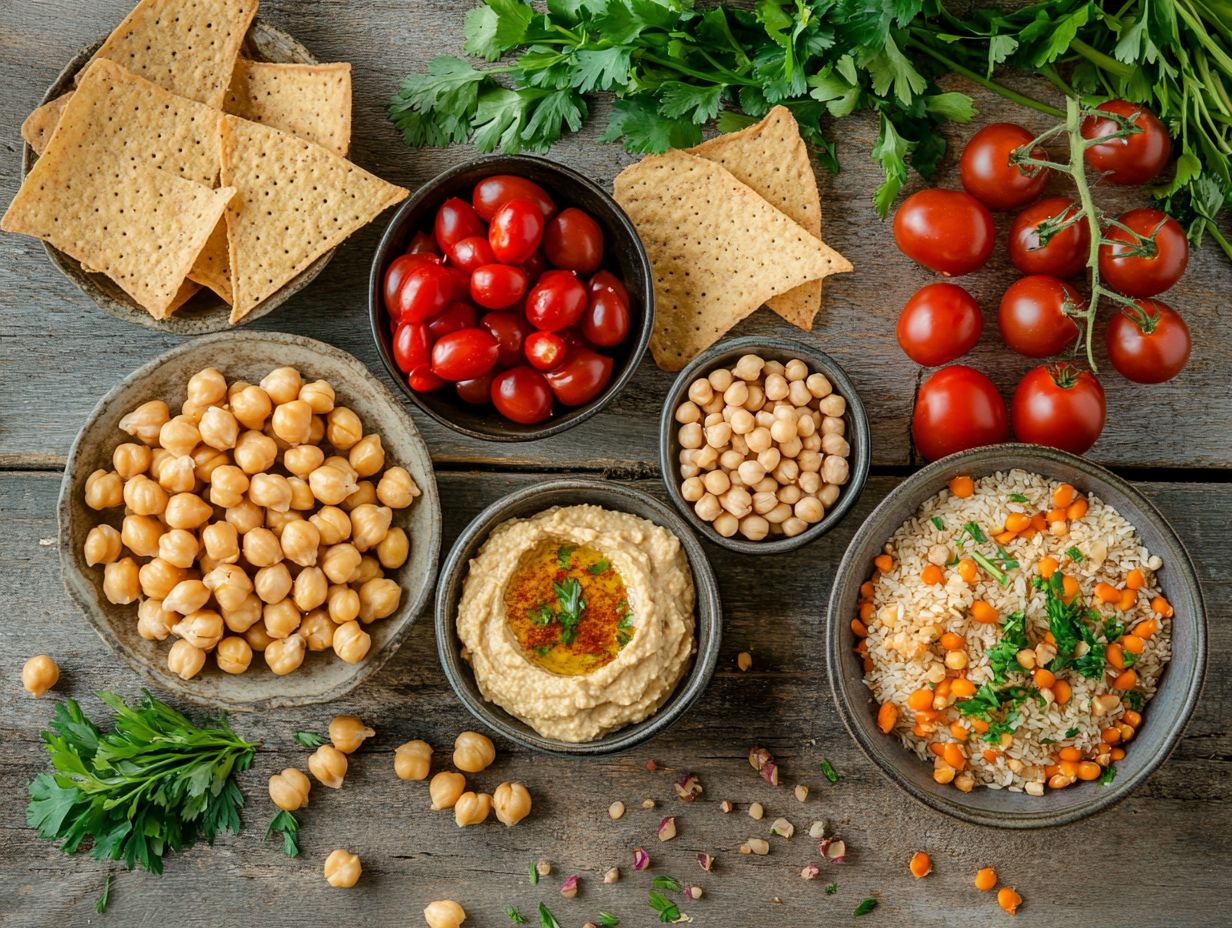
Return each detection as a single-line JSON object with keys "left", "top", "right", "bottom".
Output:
{"left": 910, "top": 851, "right": 932, "bottom": 879}
{"left": 604, "top": 867, "right": 620, "bottom": 884}
{"left": 748, "top": 802, "right": 764, "bottom": 821}
{"left": 820, "top": 838, "right": 847, "bottom": 862}
{"left": 632, "top": 848, "right": 650, "bottom": 871}
{"left": 641, "top": 799, "right": 655, "bottom": 810}
{"left": 808, "top": 820, "right": 827, "bottom": 839}
{"left": 561, "top": 875, "right": 579, "bottom": 898}
{"left": 683, "top": 885, "right": 703, "bottom": 901}
{"left": 748, "top": 746, "right": 773, "bottom": 771}
{"left": 760, "top": 762, "right": 779, "bottom": 786}
{"left": 769, "top": 817, "right": 794, "bottom": 839}
{"left": 794, "top": 784, "right": 809, "bottom": 802}
{"left": 719, "top": 800, "right": 734, "bottom": 814}
{"left": 536, "top": 858, "right": 552, "bottom": 877}
{"left": 697, "top": 853, "right": 715, "bottom": 872}
{"left": 609, "top": 801, "right": 625, "bottom": 820}
{"left": 771, "top": 896, "right": 783, "bottom": 905}
{"left": 744, "top": 838, "right": 769, "bottom": 856}
{"left": 737, "top": 651, "right": 752, "bottom": 671}
{"left": 801, "top": 863, "right": 820, "bottom": 880}
{"left": 674, "top": 773, "right": 702, "bottom": 801}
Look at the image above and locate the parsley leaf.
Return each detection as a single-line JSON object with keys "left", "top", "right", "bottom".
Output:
{"left": 539, "top": 902, "right": 562, "bottom": 928}
{"left": 825, "top": 882, "right": 839, "bottom": 894}
{"left": 854, "top": 897, "right": 878, "bottom": 916}
{"left": 293, "top": 730, "right": 326, "bottom": 748}
{"left": 554, "top": 577, "right": 586, "bottom": 645}
{"left": 508, "top": 906, "right": 528, "bottom": 924}
{"left": 96, "top": 873, "right": 112, "bottom": 914}
{"left": 556, "top": 545, "right": 577, "bottom": 569}
{"left": 598, "top": 913, "right": 619, "bottom": 927}
{"left": 600, "top": 97, "right": 702, "bottom": 153}
{"left": 588, "top": 558, "right": 612, "bottom": 576}
{"left": 821, "top": 758, "right": 840, "bottom": 782}
{"left": 264, "top": 810, "right": 300, "bottom": 857}
{"left": 648, "top": 890, "right": 681, "bottom": 923}
{"left": 1100, "top": 764, "right": 1117, "bottom": 785}
{"left": 987, "top": 610, "right": 1029, "bottom": 684}
{"left": 652, "top": 875, "right": 681, "bottom": 891}
{"left": 1008, "top": 493, "right": 1030, "bottom": 503}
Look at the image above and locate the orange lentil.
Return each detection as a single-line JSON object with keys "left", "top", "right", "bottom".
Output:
{"left": 1030, "top": 512, "right": 1048, "bottom": 533}
{"left": 859, "top": 601, "right": 875, "bottom": 621}
{"left": 1058, "top": 760, "right": 1078, "bottom": 778}
{"left": 1077, "top": 761, "right": 1101, "bottom": 781}
{"left": 1125, "top": 568, "right": 1146, "bottom": 590}
{"left": 949, "top": 720, "right": 970, "bottom": 741}
{"left": 910, "top": 852, "right": 932, "bottom": 879}
{"left": 942, "top": 742, "right": 966, "bottom": 770}
{"left": 1061, "top": 574, "right": 1079, "bottom": 603}
{"left": 1106, "top": 643, "right": 1125, "bottom": 670}
{"left": 1067, "top": 497, "right": 1088, "bottom": 520}
{"left": 1101, "top": 727, "right": 1122, "bottom": 745}
{"left": 907, "top": 688, "right": 934, "bottom": 712}
{"left": 1058, "top": 746, "right": 1082, "bottom": 763}
{"left": 921, "top": 564, "right": 944, "bottom": 585}
{"left": 860, "top": 580, "right": 875, "bottom": 599}
{"left": 1117, "top": 588, "right": 1137, "bottom": 611}
{"left": 877, "top": 702, "right": 898, "bottom": 734}
{"left": 949, "top": 475, "right": 975, "bottom": 498}
{"left": 957, "top": 558, "right": 978, "bottom": 583}
{"left": 940, "top": 632, "right": 966, "bottom": 651}
{"left": 970, "top": 600, "right": 998, "bottom": 624}
{"left": 1113, "top": 669, "right": 1138, "bottom": 691}
{"left": 975, "top": 867, "right": 998, "bottom": 891}
{"left": 1094, "top": 582, "right": 1121, "bottom": 603}
{"left": 874, "top": 554, "right": 893, "bottom": 574}
{"left": 998, "top": 887, "right": 1022, "bottom": 916}
{"left": 1110, "top": 747, "right": 1126, "bottom": 761}
{"left": 851, "top": 618, "right": 869, "bottom": 638}
{"left": 1121, "top": 634, "right": 1145, "bottom": 654}
{"left": 951, "top": 678, "right": 977, "bottom": 698}
{"left": 1123, "top": 710, "right": 1142, "bottom": 728}
{"left": 1038, "top": 555, "right": 1059, "bottom": 579}
{"left": 982, "top": 749, "right": 1000, "bottom": 763}
{"left": 1052, "top": 483, "right": 1076, "bottom": 507}
{"left": 1053, "top": 679, "right": 1072, "bottom": 704}
{"left": 1005, "top": 512, "right": 1031, "bottom": 533}
{"left": 1033, "top": 668, "right": 1056, "bottom": 689}
{"left": 969, "top": 717, "right": 990, "bottom": 734}
{"left": 1046, "top": 506, "right": 1068, "bottom": 523}
{"left": 1151, "top": 595, "right": 1174, "bottom": 617}
{"left": 993, "top": 530, "right": 1016, "bottom": 545}
{"left": 1133, "top": 618, "right": 1158, "bottom": 638}
{"left": 928, "top": 742, "right": 946, "bottom": 757}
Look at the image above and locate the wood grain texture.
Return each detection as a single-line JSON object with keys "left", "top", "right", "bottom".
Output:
{"left": 1, "top": 472, "right": 1228, "bottom": 928}
{"left": 1, "top": 1, "right": 1230, "bottom": 470}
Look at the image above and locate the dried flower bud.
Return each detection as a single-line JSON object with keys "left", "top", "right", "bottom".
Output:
{"left": 657, "top": 816, "right": 677, "bottom": 841}
{"left": 719, "top": 799, "right": 734, "bottom": 814}
{"left": 770, "top": 817, "right": 795, "bottom": 839}
{"left": 760, "top": 762, "right": 780, "bottom": 787}
{"left": 821, "top": 838, "right": 847, "bottom": 862}
{"left": 684, "top": 885, "right": 703, "bottom": 901}
{"left": 560, "top": 875, "right": 579, "bottom": 899}
{"left": 536, "top": 859, "right": 552, "bottom": 877}
{"left": 748, "top": 746, "right": 773, "bottom": 771}
{"left": 697, "top": 853, "right": 715, "bottom": 872}
{"left": 632, "top": 848, "right": 651, "bottom": 871}
{"left": 794, "top": 784, "right": 809, "bottom": 802}
{"left": 801, "top": 863, "right": 821, "bottom": 881}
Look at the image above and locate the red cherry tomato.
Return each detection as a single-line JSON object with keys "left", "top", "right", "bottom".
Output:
{"left": 893, "top": 188, "right": 995, "bottom": 276}
{"left": 588, "top": 269, "right": 629, "bottom": 305}
{"left": 997, "top": 275, "right": 1083, "bottom": 358}
{"left": 525, "top": 270, "right": 587, "bottom": 332}
{"left": 911, "top": 365, "right": 1008, "bottom": 462}
{"left": 488, "top": 198, "right": 545, "bottom": 265}
{"left": 392, "top": 263, "right": 454, "bottom": 324}
{"left": 543, "top": 207, "right": 605, "bottom": 274}
{"left": 447, "top": 235, "right": 496, "bottom": 274}
{"left": 1098, "top": 208, "right": 1188, "bottom": 297}
{"left": 544, "top": 347, "right": 614, "bottom": 407}
{"left": 470, "top": 264, "right": 529, "bottom": 310}
{"left": 895, "top": 282, "right": 982, "bottom": 366}
{"left": 383, "top": 253, "right": 439, "bottom": 314}
{"left": 480, "top": 311, "right": 532, "bottom": 367}
{"left": 1008, "top": 197, "right": 1090, "bottom": 278}
{"left": 408, "top": 365, "right": 446, "bottom": 392}
{"left": 525, "top": 331, "right": 567, "bottom": 371}
{"left": 580, "top": 287, "right": 631, "bottom": 347}
{"left": 455, "top": 373, "right": 493, "bottom": 405}
{"left": 391, "top": 322, "right": 431, "bottom": 374}
{"left": 557, "top": 327, "right": 586, "bottom": 353}
{"left": 433, "top": 197, "right": 485, "bottom": 251}
{"left": 1012, "top": 364, "right": 1106, "bottom": 455}
{"left": 406, "top": 230, "right": 438, "bottom": 255}
{"left": 521, "top": 249, "right": 548, "bottom": 281}
{"left": 472, "top": 175, "right": 556, "bottom": 221}
{"left": 1105, "top": 299, "right": 1191, "bottom": 383}
{"left": 429, "top": 327, "right": 499, "bottom": 382}
{"left": 426, "top": 301, "right": 477, "bottom": 341}
{"left": 959, "top": 123, "right": 1051, "bottom": 211}
{"left": 1081, "top": 100, "right": 1172, "bottom": 185}
{"left": 491, "top": 366, "right": 554, "bottom": 424}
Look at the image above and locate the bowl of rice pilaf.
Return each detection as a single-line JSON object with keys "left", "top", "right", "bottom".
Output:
{"left": 827, "top": 445, "right": 1206, "bottom": 828}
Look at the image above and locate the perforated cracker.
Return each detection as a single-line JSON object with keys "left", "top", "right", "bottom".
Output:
{"left": 613, "top": 150, "right": 848, "bottom": 371}
{"left": 219, "top": 115, "right": 408, "bottom": 323}
{"left": 21, "top": 93, "right": 73, "bottom": 157}
{"left": 225, "top": 60, "right": 352, "bottom": 156}
{"left": 186, "top": 219, "right": 232, "bottom": 303}
{"left": 689, "top": 106, "right": 837, "bottom": 330}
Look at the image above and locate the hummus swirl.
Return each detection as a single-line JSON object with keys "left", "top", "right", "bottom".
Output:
{"left": 456, "top": 504, "right": 696, "bottom": 742}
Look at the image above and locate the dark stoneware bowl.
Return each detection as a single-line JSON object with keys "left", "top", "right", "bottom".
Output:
{"left": 435, "top": 478, "right": 721, "bottom": 755}
{"left": 659, "top": 335, "right": 871, "bottom": 555}
{"left": 369, "top": 154, "right": 654, "bottom": 442}
{"left": 827, "top": 444, "right": 1207, "bottom": 828}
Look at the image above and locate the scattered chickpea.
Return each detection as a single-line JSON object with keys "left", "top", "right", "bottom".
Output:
{"left": 493, "top": 782, "right": 532, "bottom": 826}
{"left": 268, "top": 768, "right": 311, "bottom": 811}
{"left": 21, "top": 655, "right": 60, "bottom": 697}
{"left": 429, "top": 771, "right": 467, "bottom": 810}
{"left": 395, "top": 740, "right": 433, "bottom": 781}
{"left": 423, "top": 900, "right": 466, "bottom": 928}
{"left": 323, "top": 848, "right": 362, "bottom": 888}
{"left": 453, "top": 790, "right": 492, "bottom": 827}
{"left": 329, "top": 715, "right": 375, "bottom": 754}
{"left": 308, "top": 743, "right": 349, "bottom": 789}
{"left": 737, "top": 651, "right": 753, "bottom": 672}
{"left": 453, "top": 731, "right": 496, "bottom": 773}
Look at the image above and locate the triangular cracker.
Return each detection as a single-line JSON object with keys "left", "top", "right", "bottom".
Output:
{"left": 689, "top": 106, "right": 829, "bottom": 330}
{"left": 225, "top": 60, "right": 352, "bottom": 156}
{"left": 613, "top": 150, "right": 849, "bottom": 371}
{"left": 21, "top": 92, "right": 74, "bottom": 157}
{"left": 219, "top": 115, "right": 408, "bottom": 323}
{"left": 186, "top": 219, "right": 233, "bottom": 303}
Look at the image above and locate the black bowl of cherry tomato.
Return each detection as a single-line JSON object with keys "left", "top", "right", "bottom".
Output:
{"left": 369, "top": 155, "right": 654, "bottom": 441}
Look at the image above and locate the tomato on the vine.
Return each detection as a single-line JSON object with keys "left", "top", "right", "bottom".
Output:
{"left": 545, "top": 347, "right": 614, "bottom": 406}
{"left": 1008, "top": 197, "right": 1090, "bottom": 278}
{"left": 895, "top": 282, "right": 982, "bottom": 366}
{"left": 1081, "top": 100, "right": 1172, "bottom": 185}
{"left": 959, "top": 122, "right": 1050, "bottom": 211}
{"left": 391, "top": 263, "right": 454, "bottom": 324}
{"left": 433, "top": 197, "right": 485, "bottom": 251}
{"left": 543, "top": 207, "right": 604, "bottom": 274}
{"left": 525, "top": 270, "right": 587, "bottom": 331}
{"left": 491, "top": 366, "right": 554, "bottom": 424}
{"left": 488, "top": 198, "right": 545, "bottom": 265}
{"left": 1098, "top": 208, "right": 1188, "bottom": 297}
{"left": 1105, "top": 299, "right": 1191, "bottom": 383}
{"left": 912, "top": 365, "right": 1008, "bottom": 462}
{"left": 429, "top": 327, "right": 499, "bottom": 382}
{"left": 997, "top": 275, "right": 1082, "bottom": 358}
{"left": 524, "top": 330, "right": 567, "bottom": 371}
{"left": 1012, "top": 364, "right": 1106, "bottom": 455}
{"left": 893, "top": 188, "right": 995, "bottom": 276}
{"left": 472, "top": 175, "right": 556, "bottom": 221}
{"left": 470, "top": 264, "right": 528, "bottom": 309}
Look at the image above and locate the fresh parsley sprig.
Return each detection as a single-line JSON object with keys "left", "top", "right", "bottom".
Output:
{"left": 264, "top": 810, "right": 300, "bottom": 857}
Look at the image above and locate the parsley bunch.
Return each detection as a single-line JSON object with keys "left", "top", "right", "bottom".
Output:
{"left": 389, "top": 0, "right": 975, "bottom": 214}
{"left": 26, "top": 691, "right": 257, "bottom": 874}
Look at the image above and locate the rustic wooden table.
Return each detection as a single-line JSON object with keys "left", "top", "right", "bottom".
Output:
{"left": 2, "top": 3, "right": 1229, "bottom": 927}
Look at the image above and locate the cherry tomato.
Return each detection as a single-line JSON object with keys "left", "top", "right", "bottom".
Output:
{"left": 491, "top": 366, "right": 554, "bottom": 424}
{"left": 429, "top": 327, "right": 499, "bottom": 382}
{"left": 433, "top": 197, "right": 485, "bottom": 251}
{"left": 408, "top": 365, "right": 446, "bottom": 392}
{"left": 406, "top": 230, "right": 438, "bottom": 255}
{"left": 580, "top": 287, "right": 631, "bottom": 347}
{"left": 1081, "top": 100, "right": 1172, "bottom": 185}
{"left": 1105, "top": 299, "right": 1191, "bottom": 383}
{"left": 543, "top": 207, "right": 604, "bottom": 273}
{"left": 525, "top": 331, "right": 567, "bottom": 371}
{"left": 391, "top": 322, "right": 431, "bottom": 374}
{"left": 447, "top": 235, "right": 496, "bottom": 274}
{"left": 480, "top": 311, "right": 532, "bottom": 367}
{"left": 588, "top": 269, "right": 629, "bottom": 305}
{"left": 470, "top": 264, "right": 528, "bottom": 309}
{"left": 1098, "top": 208, "right": 1188, "bottom": 297}
{"left": 893, "top": 188, "right": 995, "bottom": 276}
{"left": 391, "top": 263, "right": 454, "bottom": 324}
{"left": 488, "top": 198, "right": 545, "bottom": 265}
{"left": 426, "top": 301, "right": 477, "bottom": 341}
{"left": 1012, "top": 364, "right": 1106, "bottom": 455}
{"left": 383, "top": 252, "right": 439, "bottom": 314}
{"left": 557, "top": 327, "right": 586, "bottom": 353}
{"left": 997, "top": 275, "right": 1082, "bottom": 358}
{"left": 959, "top": 123, "right": 1051, "bottom": 211}
{"left": 912, "top": 365, "right": 1008, "bottom": 462}
{"left": 455, "top": 373, "right": 493, "bottom": 405}
{"left": 544, "top": 347, "right": 614, "bottom": 406}
{"left": 472, "top": 175, "right": 556, "bottom": 221}
{"left": 525, "top": 270, "right": 587, "bottom": 331}
{"left": 521, "top": 249, "right": 548, "bottom": 281}
{"left": 1008, "top": 197, "right": 1090, "bottom": 278}
{"left": 895, "top": 282, "right": 982, "bottom": 366}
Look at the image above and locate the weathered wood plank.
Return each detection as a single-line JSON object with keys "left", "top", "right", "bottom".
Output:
{"left": 1, "top": 471, "right": 1228, "bottom": 927}
{"left": 1, "top": 1, "right": 1230, "bottom": 471}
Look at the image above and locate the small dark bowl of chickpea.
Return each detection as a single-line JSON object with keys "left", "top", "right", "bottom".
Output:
{"left": 658, "top": 335, "right": 871, "bottom": 555}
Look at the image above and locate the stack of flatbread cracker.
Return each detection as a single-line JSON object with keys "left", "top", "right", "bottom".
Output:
{"left": 613, "top": 107, "right": 852, "bottom": 371}
{"left": 3, "top": 0, "right": 406, "bottom": 324}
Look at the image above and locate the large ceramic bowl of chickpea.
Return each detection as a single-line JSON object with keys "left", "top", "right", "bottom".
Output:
{"left": 58, "top": 331, "right": 442, "bottom": 709}
{"left": 659, "top": 336, "right": 870, "bottom": 555}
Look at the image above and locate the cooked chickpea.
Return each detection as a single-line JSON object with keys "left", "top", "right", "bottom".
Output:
{"left": 280, "top": 519, "right": 321, "bottom": 569}
{"left": 321, "top": 543, "right": 362, "bottom": 585}
{"left": 84, "top": 469, "right": 124, "bottom": 510}
{"left": 429, "top": 770, "right": 467, "bottom": 810}
{"left": 349, "top": 503, "right": 392, "bottom": 553}
{"left": 155, "top": 453, "right": 197, "bottom": 494}
{"left": 158, "top": 528, "right": 199, "bottom": 569}
{"left": 172, "top": 610, "right": 224, "bottom": 650}
{"left": 454, "top": 791, "right": 491, "bottom": 827}
{"left": 142, "top": 559, "right": 190, "bottom": 601}
{"left": 376, "top": 527, "right": 409, "bottom": 570}
{"left": 395, "top": 740, "right": 433, "bottom": 781}
{"left": 308, "top": 742, "right": 348, "bottom": 788}
{"left": 226, "top": 594, "right": 265, "bottom": 638}
{"left": 327, "top": 407, "right": 363, "bottom": 450}
{"left": 198, "top": 405, "right": 239, "bottom": 451}
{"left": 84, "top": 524, "right": 122, "bottom": 566}
{"left": 265, "top": 509, "right": 301, "bottom": 534}
{"left": 287, "top": 476, "right": 315, "bottom": 511}
{"left": 167, "top": 639, "right": 206, "bottom": 680}
{"left": 328, "top": 585, "right": 361, "bottom": 624}
{"left": 268, "top": 767, "right": 311, "bottom": 811}
{"left": 162, "top": 579, "right": 210, "bottom": 615}
{"left": 822, "top": 455, "right": 850, "bottom": 486}
{"left": 164, "top": 492, "right": 212, "bottom": 530}
{"left": 309, "top": 464, "right": 358, "bottom": 506}
{"left": 341, "top": 480, "right": 377, "bottom": 512}
{"left": 293, "top": 567, "right": 329, "bottom": 612}
{"left": 21, "top": 655, "right": 60, "bottom": 697}
{"left": 260, "top": 367, "right": 302, "bottom": 405}
{"left": 310, "top": 505, "right": 352, "bottom": 545}
{"left": 157, "top": 415, "right": 200, "bottom": 458}
{"left": 453, "top": 731, "right": 496, "bottom": 773}
{"left": 300, "top": 609, "right": 335, "bottom": 651}
{"left": 263, "top": 599, "right": 302, "bottom": 639}
{"left": 206, "top": 464, "right": 248, "bottom": 508}
{"left": 243, "top": 619, "right": 274, "bottom": 651}
{"left": 230, "top": 385, "right": 272, "bottom": 431}
{"left": 243, "top": 527, "right": 284, "bottom": 567}
{"left": 423, "top": 900, "right": 466, "bottom": 928}
{"left": 265, "top": 632, "right": 307, "bottom": 675}
{"left": 299, "top": 379, "right": 336, "bottom": 414}
{"left": 215, "top": 636, "right": 253, "bottom": 674}
{"left": 246, "top": 472, "right": 291, "bottom": 513}
{"left": 233, "top": 431, "right": 278, "bottom": 475}
{"left": 493, "top": 782, "right": 532, "bottom": 826}
{"left": 739, "top": 514, "right": 771, "bottom": 541}
{"left": 358, "top": 578, "right": 401, "bottom": 623}
{"left": 226, "top": 499, "right": 265, "bottom": 535}
{"left": 202, "top": 521, "right": 240, "bottom": 563}
{"left": 795, "top": 497, "right": 825, "bottom": 524}
{"left": 349, "top": 434, "right": 385, "bottom": 478}
{"left": 136, "top": 598, "right": 177, "bottom": 640}
{"left": 103, "top": 557, "right": 140, "bottom": 604}
{"left": 183, "top": 367, "right": 226, "bottom": 406}
{"left": 113, "top": 442, "right": 151, "bottom": 478}
{"left": 254, "top": 563, "right": 293, "bottom": 604}
{"left": 332, "top": 620, "right": 371, "bottom": 664}
{"left": 329, "top": 715, "right": 376, "bottom": 754}
{"left": 323, "top": 848, "right": 362, "bottom": 888}
{"left": 119, "top": 400, "right": 169, "bottom": 445}
{"left": 353, "top": 555, "right": 383, "bottom": 585}
{"left": 284, "top": 444, "right": 325, "bottom": 479}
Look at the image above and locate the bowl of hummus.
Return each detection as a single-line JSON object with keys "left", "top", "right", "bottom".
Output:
{"left": 436, "top": 478, "right": 721, "bottom": 754}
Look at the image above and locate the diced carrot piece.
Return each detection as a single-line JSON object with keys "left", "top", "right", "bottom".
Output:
{"left": 975, "top": 868, "right": 997, "bottom": 891}
{"left": 1117, "top": 588, "right": 1137, "bottom": 611}
{"left": 851, "top": 618, "right": 869, "bottom": 638}
{"left": 1101, "top": 727, "right": 1122, "bottom": 745}
{"left": 859, "top": 601, "right": 875, "bottom": 621}
{"left": 1077, "top": 761, "right": 1101, "bottom": 781}
{"left": 957, "top": 558, "right": 978, "bottom": 583}
{"left": 1107, "top": 643, "right": 1125, "bottom": 670}
{"left": 943, "top": 742, "right": 966, "bottom": 770}
{"left": 1094, "top": 582, "right": 1120, "bottom": 603}
{"left": 877, "top": 702, "right": 898, "bottom": 734}
{"left": 1125, "top": 568, "right": 1145, "bottom": 590}
{"left": 949, "top": 720, "right": 970, "bottom": 741}
{"left": 994, "top": 530, "right": 1016, "bottom": 545}
{"left": 1113, "top": 669, "right": 1138, "bottom": 691}
{"left": 1046, "top": 506, "right": 1067, "bottom": 523}
{"left": 982, "top": 749, "right": 1000, "bottom": 764}
{"left": 1123, "top": 710, "right": 1142, "bottom": 728}
{"left": 874, "top": 554, "right": 893, "bottom": 573}
{"left": 1033, "top": 668, "right": 1056, "bottom": 688}
{"left": 1030, "top": 512, "right": 1047, "bottom": 532}
{"left": 1053, "top": 679, "right": 1072, "bottom": 704}
{"left": 1052, "top": 483, "right": 1077, "bottom": 508}
{"left": 1067, "top": 497, "right": 1088, "bottom": 520}
{"left": 860, "top": 580, "right": 875, "bottom": 599}
{"left": 951, "top": 678, "right": 976, "bottom": 698}
{"left": 910, "top": 851, "right": 932, "bottom": 879}
{"left": 949, "top": 475, "right": 975, "bottom": 498}
{"left": 921, "top": 564, "right": 944, "bottom": 585}
{"left": 1005, "top": 512, "right": 1031, "bottom": 533}
{"left": 969, "top": 717, "right": 990, "bottom": 734}
{"left": 1038, "top": 556, "right": 1059, "bottom": 579}
{"left": 1120, "top": 634, "right": 1144, "bottom": 654}
{"left": 907, "top": 688, "right": 934, "bottom": 712}
{"left": 1110, "top": 747, "right": 1126, "bottom": 761}
{"left": 1133, "top": 619, "right": 1158, "bottom": 638}
{"left": 1150, "top": 596, "right": 1173, "bottom": 617}
{"left": 970, "top": 600, "right": 998, "bottom": 624}
{"left": 1058, "top": 746, "right": 1081, "bottom": 762}
{"left": 940, "top": 632, "right": 965, "bottom": 651}
{"left": 1061, "top": 574, "right": 1079, "bottom": 603}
